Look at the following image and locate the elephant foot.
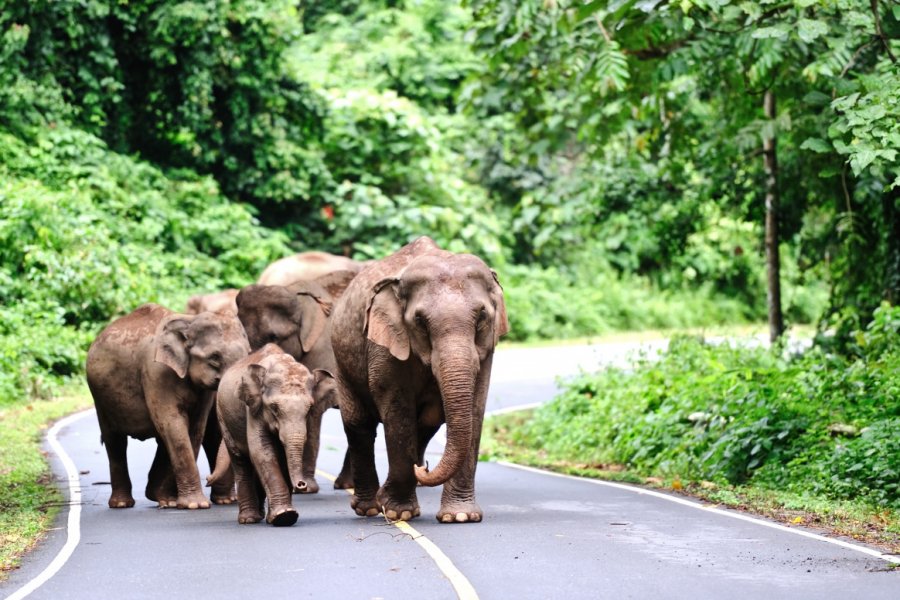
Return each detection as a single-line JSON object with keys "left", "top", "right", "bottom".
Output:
{"left": 211, "top": 485, "right": 237, "bottom": 505}
{"left": 350, "top": 495, "right": 382, "bottom": 517}
{"left": 436, "top": 500, "right": 483, "bottom": 524}
{"left": 333, "top": 471, "right": 354, "bottom": 490}
{"left": 267, "top": 506, "right": 298, "bottom": 527}
{"left": 150, "top": 489, "right": 178, "bottom": 508}
{"left": 107, "top": 492, "right": 135, "bottom": 509}
{"left": 238, "top": 508, "right": 263, "bottom": 524}
{"left": 378, "top": 486, "right": 420, "bottom": 522}
{"left": 176, "top": 492, "right": 211, "bottom": 510}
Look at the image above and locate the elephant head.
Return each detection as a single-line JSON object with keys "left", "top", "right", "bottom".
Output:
{"left": 236, "top": 270, "right": 358, "bottom": 360}
{"left": 154, "top": 311, "right": 250, "bottom": 390}
{"left": 238, "top": 351, "right": 336, "bottom": 492}
{"left": 236, "top": 281, "right": 332, "bottom": 360}
{"left": 365, "top": 253, "right": 509, "bottom": 486}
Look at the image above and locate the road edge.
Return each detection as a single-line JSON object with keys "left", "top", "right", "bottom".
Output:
{"left": 4, "top": 409, "right": 94, "bottom": 600}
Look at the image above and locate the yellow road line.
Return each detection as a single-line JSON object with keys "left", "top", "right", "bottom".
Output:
{"left": 315, "top": 469, "right": 479, "bottom": 600}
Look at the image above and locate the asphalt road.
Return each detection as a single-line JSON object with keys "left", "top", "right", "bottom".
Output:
{"left": 3, "top": 339, "right": 898, "bottom": 600}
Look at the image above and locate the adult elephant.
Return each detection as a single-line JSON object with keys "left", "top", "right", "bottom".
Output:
{"left": 330, "top": 236, "right": 509, "bottom": 523}
{"left": 185, "top": 289, "right": 239, "bottom": 315}
{"left": 86, "top": 304, "right": 250, "bottom": 509}
{"left": 258, "top": 251, "right": 365, "bottom": 287}
{"left": 214, "top": 344, "right": 335, "bottom": 526}
{"left": 236, "top": 270, "right": 358, "bottom": 492}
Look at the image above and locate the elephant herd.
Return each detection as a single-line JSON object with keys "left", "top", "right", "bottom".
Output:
{"left": 85, "top": 237, "right": 509, "bottom": 526}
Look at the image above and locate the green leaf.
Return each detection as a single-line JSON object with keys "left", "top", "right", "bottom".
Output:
{"left": 850, "top": 148, "right": 877, "bottom": 174}
{"left": 802, "top": 91, "right": 831, "bottom": 106}
{"left": 797, "top": 18, "right": 828, "bottom": 43}
{"left": 801, "top": 138, "right": 832, "bottom": 153}
{"left": 751, "top": 24, "right": 789, "bottom": 39}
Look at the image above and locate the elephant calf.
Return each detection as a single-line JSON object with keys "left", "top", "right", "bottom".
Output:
{"left": 236, "top": 269, "right": 358, "bottom": 492}
{"left": 214, "top": 344, "right": 335, "bottom": 526}
{"left": 86, "top": 304, "right": 250, "bottom": 509}
{"left": 331, "top": 236, "right": 509, "bottom": 524}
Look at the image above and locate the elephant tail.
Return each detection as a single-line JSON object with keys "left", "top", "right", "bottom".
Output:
{"left": 206, "top": 440, "right": 232, "bottom": 487}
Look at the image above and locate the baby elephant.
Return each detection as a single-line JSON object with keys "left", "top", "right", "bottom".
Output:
{"left": 86, "top": 304, "right": 250, "bottom": 509}
{"left": 215, "top": 344, "right": 335, "bottom": 526}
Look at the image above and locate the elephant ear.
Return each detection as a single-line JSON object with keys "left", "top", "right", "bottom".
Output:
{"left": 365, "top": 277, "right": 409, "bottom": 361}
{"left": 291, "top": 280, "right": 332, "bottom": 354}
{"left": 311, "top": 369, "right": 338, "bottom": 411}
{"left": 154, "top": 317, "right": 193, "bottom": 379}
{"left": 490, "top": 269, "right": 510, "bottom": 344}
{"left": 239, "top": 364, "right": 267, "bottom": 417}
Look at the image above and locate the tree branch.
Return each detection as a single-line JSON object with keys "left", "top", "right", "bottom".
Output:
{"left": 871, "top": 0, "right": 898, "bottom": 63}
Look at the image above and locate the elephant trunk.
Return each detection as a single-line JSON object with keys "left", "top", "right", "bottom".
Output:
{"left": 415, "top": 342, "right": 477, "bottom": 487}
{"left": 283, "top": 430, "right": 308, "bottom": 493}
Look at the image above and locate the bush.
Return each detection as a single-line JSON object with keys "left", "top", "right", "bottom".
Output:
{"left": 0, "top": 123, "right": 290, "bottom": 405}
{"left": 509, "top": 305, "right": 900, "bottom": 508}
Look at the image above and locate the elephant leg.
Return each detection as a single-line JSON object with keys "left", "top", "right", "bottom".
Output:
{"left": 298, "top": 404, "right": 325, "bottom": 494}
{"left": 377, "top": 397, "right": 421, "bottom": 522}
{"left": 333, "top": 447, "right": 354, "bottom": 490}
{"left": 435, "top": 365, "right": 491, "bottom": 524}
{"left": 231, "top": 454, "right": 263, "bottom": 524}
{"left": 249, "top": 433, "right": 297, "bottom": 526}
{"left": 336, "top": 379, "right": 380, "bottom": 517}
{"left": 342, "top": 418, "right": 380, "bottom": 516}
{"left": 101, "top": 429, "right": 134, "bottom": 508}
{"left": 154, "top": 413, "right": 210, "bottom": 510}
{"left": 145, "top": 442, "right": 177, "bottom": 507}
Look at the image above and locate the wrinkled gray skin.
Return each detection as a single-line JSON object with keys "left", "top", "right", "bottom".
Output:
{"left": 214, "top": 344, "right": 335, "bottom": 525}
{"left": 236, "top": 270, "right": 358, "bottom": 492}
{"left": 185, "top": 289, "right": 239, "bottom": 315}
{"left": 258, "top": 251, "right": 365, "bottom": 287}
{"left": 331, "top": 237, "right": 509, "bottom": 523}
{"left": 85, "top": 304, "right": 250, "bottom": 509}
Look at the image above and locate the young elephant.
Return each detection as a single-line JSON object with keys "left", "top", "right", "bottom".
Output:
{"left": 86, "top": 304, "right": 250, "bottom": 509}
{"left": 236, "top": 270, "right": 358, "bottom": 492}
{"left": 330, "top": 236, "right": 509, "bottom": 524}
{"left": 215, "top": 344, "right": 335, "bottom": 525}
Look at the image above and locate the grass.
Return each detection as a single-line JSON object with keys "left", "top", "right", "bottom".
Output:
{"left": 0, "top": 385, "right": 92, "bottom": 580}
{"left": 481, "top": 409, "right": 900, "bottom": 557}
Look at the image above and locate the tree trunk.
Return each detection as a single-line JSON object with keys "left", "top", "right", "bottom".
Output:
{"left": 883, "top": 184, "right": 900, "bottom": 304}
{"left": 763, "top": 89, "right": 784, "bottom": 342}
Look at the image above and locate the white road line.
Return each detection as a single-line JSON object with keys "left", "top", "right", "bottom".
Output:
{"left": 6, "top": 409, "right": 94, "bottom": 600}
{"left": 497, "top": 461, "right": 900, "bottom": 565}
{"left": 315, "top": 469, "right": 479, "bottom": 600}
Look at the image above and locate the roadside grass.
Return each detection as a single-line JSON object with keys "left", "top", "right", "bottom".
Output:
{"left": 481, "top": 404, "right": 900, "bottom": 557}
{"left": 0, "top": 385, "right": 91, "bottom": 580}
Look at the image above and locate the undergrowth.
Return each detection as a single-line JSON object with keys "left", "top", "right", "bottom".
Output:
{"left": 482, "top": 304, "right": 900, "bottom": 549}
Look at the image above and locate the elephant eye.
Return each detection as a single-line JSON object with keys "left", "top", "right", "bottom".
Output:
{"left": 477, "top": 307, "right": 488, "bottom": 324}
{"left": 414, "top": 313, "right": 427, "bottom": 329}
{"left": 208, "top": 353, "right": 223, "bottom": 369}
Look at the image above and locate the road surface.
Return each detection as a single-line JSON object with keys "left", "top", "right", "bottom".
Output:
{"left": 3, "top": 340, "right": 898, "bottom": 599}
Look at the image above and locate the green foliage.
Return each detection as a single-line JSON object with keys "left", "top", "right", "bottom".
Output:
{"left": 465, "top": 0, "right": 900, "bottom": 337}
{"left": 0, "top": 122, "right": 289, "bottom": 405}
{"left": 505, "top": 304, "right": 900, "bottom": 508}
{"left": 500, "top": 254, "right": 750, "bottom": 342}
